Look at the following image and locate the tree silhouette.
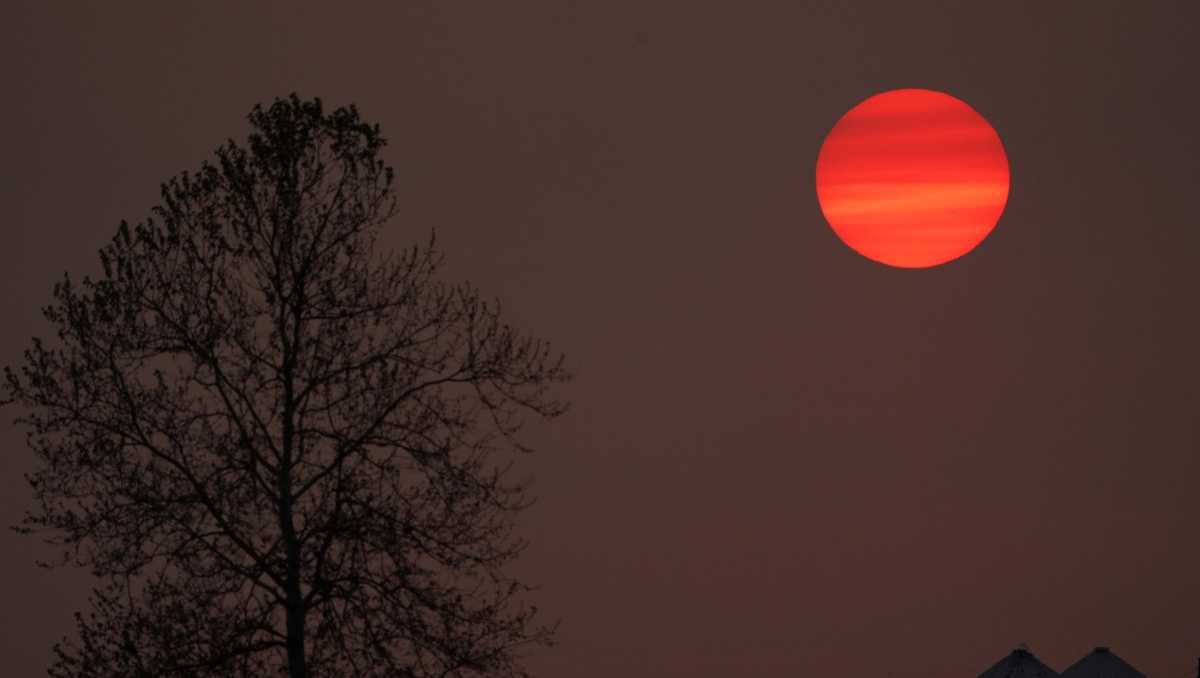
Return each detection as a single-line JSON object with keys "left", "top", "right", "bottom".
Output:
{"left": 3, "top": 95, "right": 570, "bottom": 678}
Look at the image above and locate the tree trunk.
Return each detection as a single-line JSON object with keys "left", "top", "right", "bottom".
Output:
{"left": 284, "top": 524, "right": 307, "bottom": 678}
{"left": 280, "top": 444, "right": 306, "bottom": 677}
{"left": 281, "top": 317, "right": 307, "bottom": 678}
{"left": 280, "top": 449, "right": 307, "bottom": 677}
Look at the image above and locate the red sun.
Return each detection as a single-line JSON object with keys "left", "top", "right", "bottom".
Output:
{"left": 815, "top": 89, "right": 1010, "bottom": 268}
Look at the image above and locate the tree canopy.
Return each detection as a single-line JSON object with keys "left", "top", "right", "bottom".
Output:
{"left": 4, "top": 95, "right": 570, "bottom": 678}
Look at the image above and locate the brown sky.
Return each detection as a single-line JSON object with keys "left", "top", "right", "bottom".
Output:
{"left": 2, "top": 2, "right": 1197, "bottom": 677}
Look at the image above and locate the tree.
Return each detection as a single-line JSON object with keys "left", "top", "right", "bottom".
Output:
{"left": 3, "top": 95, "right": 570, "bottom": 678}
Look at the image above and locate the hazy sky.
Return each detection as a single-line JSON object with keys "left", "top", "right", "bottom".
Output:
{"left": 2, "top": 3, "right": 1197, "bottom": 677}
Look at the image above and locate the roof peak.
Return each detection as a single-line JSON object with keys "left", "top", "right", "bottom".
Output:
{"left": 978, "top": 647, "right": 1059, "bottom": 678}
{"left": 1061, "top": 646, "right": 1146, "bottom": 678}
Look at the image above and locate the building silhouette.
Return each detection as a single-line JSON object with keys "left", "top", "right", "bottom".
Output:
{"left": 1060, "top": 648, "right": 1147, "bottom": 678}
{"left": 980, "top": 647, "right": 1156, "bottom": 678}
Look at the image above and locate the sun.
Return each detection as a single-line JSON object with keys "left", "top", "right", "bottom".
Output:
{"left": 815, "top": 88, "right": 1010, "bottom": 268}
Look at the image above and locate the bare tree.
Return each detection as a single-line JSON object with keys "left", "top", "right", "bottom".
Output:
{"left": 3, "top": 95, "right": 570, "bottom": 678}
